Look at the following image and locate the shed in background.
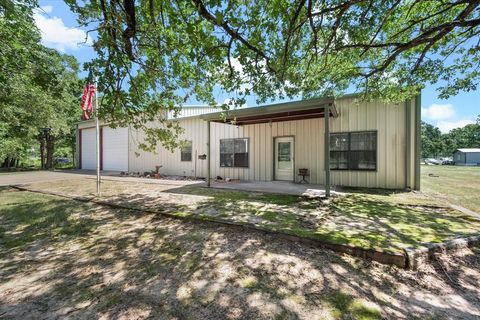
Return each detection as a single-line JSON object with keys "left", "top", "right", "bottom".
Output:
{"left": 453, "top": 148, "right": 480, "bottom": 166}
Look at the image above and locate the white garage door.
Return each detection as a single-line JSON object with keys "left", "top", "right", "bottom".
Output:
{"left": 103, "top": 127, "right": 128, "bottom": 171}
{"left": 81, "top": 128, "right": 96, "bottom": 170}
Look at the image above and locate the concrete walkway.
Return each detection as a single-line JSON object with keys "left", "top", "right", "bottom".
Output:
{"left": 1, "top": 170, "right": 339, "bottom": 196}
{"left": 0, "top": 170, "right": 204, "bottom": 188}
{"left": 210, "top": 180, "right": 340, "bottom": 197}
{"left": 0, "top": 171, "right": 87, "bottom": 186}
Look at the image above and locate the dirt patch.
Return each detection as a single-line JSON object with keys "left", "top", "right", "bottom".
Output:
{"left": 1, "top": 189, "right": 479, "bottom": 319}
{"left": 17, "top": 178, "right": 480, "bottom": 257}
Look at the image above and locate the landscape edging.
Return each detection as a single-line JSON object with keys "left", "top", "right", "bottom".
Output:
{"left": 9, "top": 185, "right": 415, "bottom": 269}
{"left": 404, "top": 234, "right": 480, "bottom": 269}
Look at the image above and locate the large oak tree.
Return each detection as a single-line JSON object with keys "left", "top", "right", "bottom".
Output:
{"left": 0, "top": 0, "right": 82, "bottom": 168}
{"left": 62, "top": 0, "right": 480, "bottom": 149}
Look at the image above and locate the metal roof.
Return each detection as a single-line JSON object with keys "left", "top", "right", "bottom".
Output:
{"left": 199, "top": 97, "right": 336, "bottom": 125}
{"left": 456, "top": 148, "right": 480, "bottom": 153}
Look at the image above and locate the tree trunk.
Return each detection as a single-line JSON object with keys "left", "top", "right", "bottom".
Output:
{"left": 46, "top": 135, "right": 55, "bottom": 169}
{"left": 9, "top": 158, "right": 16, "bottom": 167}
{"left": 2, "top": 158, "right": 9, "bottom": 168}
{"left": 40, "top": 138, "right": 45, "bottom": 169}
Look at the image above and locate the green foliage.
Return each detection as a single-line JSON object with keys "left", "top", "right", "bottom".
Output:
{"left": 0, "top": 1, "right": 82, "bottom": 164}
{"left": 421, "top": 121, "right": 443, "bottom": 158}
{"left": 63, "top": 0, "right": 480, "bottom": 149}
{"left": 422, "top": 118, "right": 480, "bottom": 157}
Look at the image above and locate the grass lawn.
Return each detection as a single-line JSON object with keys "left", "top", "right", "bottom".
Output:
{"left": 19, "top": 177, "right": 480, "bottom": 254}
{"left": 1, "top": 187, "right": 480, "bottom": 319}
{"left": 421, "top": 165, "right": 480, "bottom": 213}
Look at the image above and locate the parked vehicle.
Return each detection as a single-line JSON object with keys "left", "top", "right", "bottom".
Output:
{"left": 441, "top": 158, "right": 454, "bottom": 165}
{"left": 54, "top": 157, "right": 71, "bottom": 165}
{"left": 425, "top": 158, "right": 442, "bottom": 165}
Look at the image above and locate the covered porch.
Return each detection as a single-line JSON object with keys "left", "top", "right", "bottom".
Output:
{"left": 200, "top": 97, "right": 338, "bottom": 196}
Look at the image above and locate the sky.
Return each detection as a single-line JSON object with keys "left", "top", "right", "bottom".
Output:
{"left": 37, "top": 0, "right": 479, "bottom": 133}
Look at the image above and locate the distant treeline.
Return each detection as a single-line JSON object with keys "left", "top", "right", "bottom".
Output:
{"left": 422, "top": 116, "right": 480, "bottom": 158}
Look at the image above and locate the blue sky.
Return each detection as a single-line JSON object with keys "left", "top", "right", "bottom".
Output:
{"left": 37, "top": 0, "right": 479, "bottom": 133}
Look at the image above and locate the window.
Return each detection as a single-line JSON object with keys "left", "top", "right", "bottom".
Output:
{"left": 220, "top": 138, "right": 249, "bottom": 167}
{"left": 180, "top": 140, "right": 192, "bottom": 161}
{"left": 330, "top": 131, "right": 377, "bottom": 170}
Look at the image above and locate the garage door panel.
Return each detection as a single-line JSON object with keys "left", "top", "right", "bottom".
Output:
{"left": 103, "top": 127, "right": 128, "bottom": 171}
{"left": 81, "top": 128, "right": 96, "bottom": 170}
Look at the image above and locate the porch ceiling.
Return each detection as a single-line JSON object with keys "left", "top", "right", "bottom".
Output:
{"left": 200, "top": 97, "right": 337, "bottom": 125}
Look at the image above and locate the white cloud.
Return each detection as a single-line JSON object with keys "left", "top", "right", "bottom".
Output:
{"left": 437, "top": 119, "right": 475, "bottom": 133}
{"left": 421, "top": 104, "right": 455, "bottom": 120}
{"left": 33, "top": 6, "right": 92, "bottom": 51}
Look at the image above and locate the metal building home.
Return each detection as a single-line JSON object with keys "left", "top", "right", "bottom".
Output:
{"left": 76, "top": 94, "right": 421, "bottom": 190}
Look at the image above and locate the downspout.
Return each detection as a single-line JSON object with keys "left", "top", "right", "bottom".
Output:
{"left": 414, "top": 93, "right": 422, "bottom": 190}
{"left": 324, "top": 104, "right": 331, "bottom": 197}
{"left": 405, "top": 99, "right": 411, "bottom": 189}
{"left": 207, "top": 121, "right": 211, "bottom": 187}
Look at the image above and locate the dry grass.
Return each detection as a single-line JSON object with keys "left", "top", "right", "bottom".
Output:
{"left": 1, "top": 188, "right": 480, "bottom": 319}
{"left": 20, "top": 177, "right": 480, "bottom": 254}
{"left": 421, "top": 165, "right": 480, "bottom": 213}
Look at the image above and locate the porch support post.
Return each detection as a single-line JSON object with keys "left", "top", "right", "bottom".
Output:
{"left": 324, "top": 104, "right": 331, "bottom": 197}
{"left": 207, "top": 120, "right": 211, "bottom": 187}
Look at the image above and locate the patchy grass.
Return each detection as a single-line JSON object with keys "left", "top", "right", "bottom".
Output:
{"left": 1, "top": 188, "right": 480, "bottom": 319}
{"left": 0, "top": 188, "right": 98, "bottom": 253}
{"left": 19, "top": 178, "right": 480, "bottom": 254}
{"left": 327, "top": 194, "right": 480, "bottom": 251}
{"left": 185, "top": 186, "right": 480, "bottom": 253}
{"left": 421, "top": 165, "right": 480, "bottom": 213}
{"left": 325, "top": 290, "right": 381, "bottom": 320}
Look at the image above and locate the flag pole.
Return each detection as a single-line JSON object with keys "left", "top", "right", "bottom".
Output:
{"left": 94, "top": 72, "right": 101, "bottom": 196}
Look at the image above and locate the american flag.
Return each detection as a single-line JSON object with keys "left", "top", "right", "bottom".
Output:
{"left": 80, "top": 70, "right": 96, "bottom": 120}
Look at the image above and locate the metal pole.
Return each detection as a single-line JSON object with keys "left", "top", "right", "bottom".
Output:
{"left": 207, "top": 121, "right": 211, "bottom": 187}
{"left": 94, "top": 74, "right": 101, "bottom": 196}
{"left": 324, "top": 104, "right": 330, "bottom": 197}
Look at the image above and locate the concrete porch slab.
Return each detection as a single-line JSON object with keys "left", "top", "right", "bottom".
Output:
{"left": 210, "top": 180, "right": 340, "bottom": 197}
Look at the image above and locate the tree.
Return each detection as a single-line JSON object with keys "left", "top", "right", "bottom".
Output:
{"left": 443, "top": 121, "right": 480, "bottom": 154}
{"left": 421, "top": 117, "right": 480, "bottom": 157}
{"left": 64, "top": 0, "right": 480, "bottom": 150}
{"left": 0, "top": 1, "right": 82, "bottom": 168}
{"left": 421, "top": 121, "right": 443, "bottom": 158}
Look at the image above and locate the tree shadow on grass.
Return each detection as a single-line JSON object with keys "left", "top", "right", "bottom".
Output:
{"left": 2, "top": 188, "right": 479, "bottom": 319}
{"left": 96, "top": 184, "right": 480, "bottom": 254}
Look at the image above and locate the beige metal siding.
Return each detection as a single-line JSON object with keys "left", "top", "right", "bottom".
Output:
{"left": 167, "top": 106, "right": 219, "bottom": 119}
{"left": 125, "top": 97, "right": 412, "bottom": 188}
{"left": 129, "top": 119, "right": 209, "bottom": 177}
{"left": 329, "top": 97, "right": 407, "bottom": 188}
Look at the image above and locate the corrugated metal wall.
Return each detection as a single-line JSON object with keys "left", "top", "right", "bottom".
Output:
{"left": 129, "top": 118, "right": 209, "bottom": 177}
{"left": 167, "top": 106, "right": 219, "bottom": 119}
{"left": 128, "top": 97, "right": 412, "bottom": 189}
{"left": 466, "top": 152, "right": 480, "bottom": 165}
{"left": 330, "top": 97, "right": 407, "bottom": 189}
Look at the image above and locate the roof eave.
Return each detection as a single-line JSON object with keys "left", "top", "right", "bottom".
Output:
{"left": 199, "top": 97, "right": 335, "bottom": 121}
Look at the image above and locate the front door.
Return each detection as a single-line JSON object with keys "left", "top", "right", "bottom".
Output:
{"left": 275, "top": 137, "right": 294, "bottom": 181}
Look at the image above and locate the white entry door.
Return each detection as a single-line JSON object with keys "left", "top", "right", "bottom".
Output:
{"left": 275, "top": 137, "right": 294, "bottom": 181}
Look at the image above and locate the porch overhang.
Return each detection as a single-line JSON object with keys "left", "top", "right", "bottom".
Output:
{"left": 199, "top": 97, "right": 337, "bottom": 125}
